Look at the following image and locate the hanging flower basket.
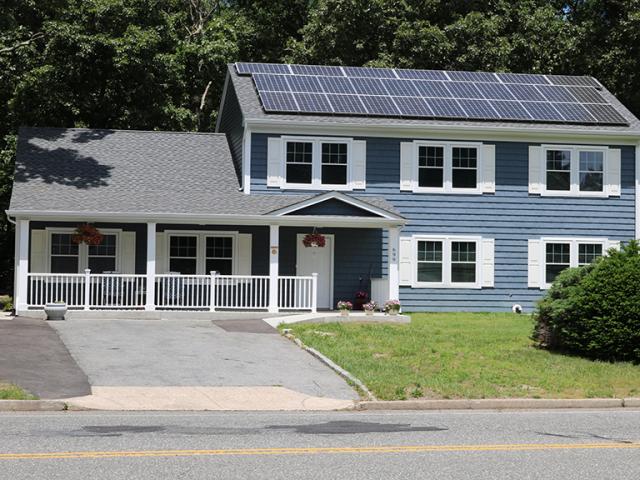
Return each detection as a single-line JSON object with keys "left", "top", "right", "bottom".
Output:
{"left": 72, "top": 223, "right": 104, "bottom": 246}
{"left": 302, "top": 232, "right": 326, "bottom": 248}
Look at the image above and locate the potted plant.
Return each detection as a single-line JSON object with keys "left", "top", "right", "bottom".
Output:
{"left": 384, "top": 299, "right": 401, "bottom": 315}
{"left": 354, "top": 290, "right": 369, "bottom": 310}
{"left": 44, "top": 300, "right": 67, "bottom": 320}
{"left": 337, "top": 300, "right": 353, "bottom": 317}
{"left": 302, "top": 232, "right": 326, "bottom": 248}
{"left": 72, "top": 223, "right": 104, "bottom": 246}
{"left": 363, "top": 301, "right": 378, "bottom": 316}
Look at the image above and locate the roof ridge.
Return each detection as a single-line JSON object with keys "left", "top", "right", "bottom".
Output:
{"left": 19, "top": 126, "right": 226, "bottom": 136}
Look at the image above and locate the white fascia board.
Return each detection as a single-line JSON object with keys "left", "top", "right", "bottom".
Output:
{"left": 246, "top": 118, "right": 640, "bottom": 145}
{"left": 5, "top": 209, "right": 405, "bottom": 228}
{"left": 268, "top": 191, "right": 402, "bottom": 220}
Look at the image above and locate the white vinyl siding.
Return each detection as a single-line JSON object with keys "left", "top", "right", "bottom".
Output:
{"left": 528, "top": 144, "right": 621, "bottom": 197}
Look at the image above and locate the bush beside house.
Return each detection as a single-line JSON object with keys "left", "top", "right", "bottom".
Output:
{"left": 533, "top": 241, "right": 640, "bottom": 363}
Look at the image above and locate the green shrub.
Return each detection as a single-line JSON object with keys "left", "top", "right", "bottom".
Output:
{"left": 533, "top": 240, "right": 640, "bottom": 363}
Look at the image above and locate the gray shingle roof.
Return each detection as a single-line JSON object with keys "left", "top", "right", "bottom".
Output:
{"left": 228, "top": 65, "right": 640, "bottom": 135}
{"left": 9, "top": 127, "right": 401, "bottom": 219}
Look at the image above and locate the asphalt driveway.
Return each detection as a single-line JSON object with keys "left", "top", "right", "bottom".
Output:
{"left": 50, "top": 318, "right": 358, "bottom": 400}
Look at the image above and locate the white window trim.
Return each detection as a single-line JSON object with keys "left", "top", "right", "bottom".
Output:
{"left": 541, "top": 144, "right": 609, "bottom": 198}
{"left": 412, "top": 235, "right": 483, "bottom": 289}
{"left": 164, "top": 230, "right": 238, "bottom": 275}
{"left": 540, "top": 237, "right": 609, "bottom": 289}
{"left": 281, "top": 135, "right": 354, "bottom": 191}
{"left": 45, "top": 227, "right": 122, "bottom": 273}
{"left": 413, "top": 140, "right": 483, "bottom": 194}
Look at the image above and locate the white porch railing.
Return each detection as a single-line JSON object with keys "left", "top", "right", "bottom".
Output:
{"left": 26, "top": 271, "right": 317, "bottom": 312}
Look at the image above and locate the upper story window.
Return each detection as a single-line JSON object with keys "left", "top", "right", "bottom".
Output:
{"left": 534, "top": 145, "right": 616, "bottom": 197}
{"left": 267, "top": 136, "right": 366, "bottom": 191}
{"left": 402, "top": 141, "right": 494, "bottom": 194}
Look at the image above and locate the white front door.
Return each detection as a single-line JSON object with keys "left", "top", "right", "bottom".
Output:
{"left": 297, "top": 234, "right": 334, "bottom": 309}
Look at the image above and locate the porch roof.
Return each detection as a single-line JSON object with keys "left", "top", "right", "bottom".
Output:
{"left": 8, "top": 127, "right": 402, "bottom": 224}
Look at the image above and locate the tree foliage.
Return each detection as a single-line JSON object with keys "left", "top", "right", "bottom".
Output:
{"left": 1, "top": 0, "right": 639, "bottom": 291}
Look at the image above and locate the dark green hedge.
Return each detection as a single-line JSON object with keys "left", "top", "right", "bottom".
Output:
{"left": 532, "top": 240, "right": 640, "bottom": 363}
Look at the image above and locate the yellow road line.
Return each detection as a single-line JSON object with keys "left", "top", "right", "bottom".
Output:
{"left": 1, "top": 443, "right": 639, "bottom": 460}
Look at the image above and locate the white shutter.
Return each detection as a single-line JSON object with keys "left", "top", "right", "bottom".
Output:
{"left": 528, "top": 239, "right": 543, "bottom": 288}
{"left": 480, "top": 238, "right": 495, "bottom": 287}
{"left": 30, "top": 230, "right": 47, "bottom": 273}
{"left": 528, "top": 145, "right": 543, "bottom": 194}
{"left": 351, "top": 140, "right": 367, "bottom": 190}
{"left": 481, "top": 144, "right": 496, "bottom": 193}
{"left": 606, "top": 148, "right": 621, "bottom": 197}
{"left": 398, "top": 236, "right": 413, "bottom": 286}
{"left": 400, "top": 142, "right": 414, "bottom": 191}
{"left": 267, "top": 137, "right": 283, "bottom": 187}
{"left": 155, "top": 233, "right": 166, "bottom": 274}
{"left": 120, "top": 231, "right": 136, "bottom": 274}
{"left": 236, "top": 233, "right": 252, "bottom": 275}
{"left": 607, "top": 239, "right": 621, "bottom": 252}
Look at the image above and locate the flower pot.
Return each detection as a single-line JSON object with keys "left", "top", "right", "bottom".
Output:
{"left": 340, "top": 310, "right": 349, "bottom": 317}
{"left": 387, "top": 308, "right": 400, "bottom": 316}
{"left": 365, "top": 310, "right": 374, "bottom": 316}
{"left": 44, "top": 303, "right": 67, "bottom": 321}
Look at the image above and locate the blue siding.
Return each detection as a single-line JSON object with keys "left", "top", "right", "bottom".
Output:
{"left": 250, "top": 133, "right": 636, "bottom": 312}
{"left": 217, "top": 82, "right": 244, "bottom": 182}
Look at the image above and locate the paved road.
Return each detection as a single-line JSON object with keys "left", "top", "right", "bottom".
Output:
{"left": 51, "top": 319, "right": 358, "bottom": 399}
{"left": 1, "top": 409, "right": 638, "bottom": 479}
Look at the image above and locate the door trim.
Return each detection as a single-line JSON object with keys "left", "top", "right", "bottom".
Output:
{"left": 296, "top": 233, "right": 335, "bottom": 309}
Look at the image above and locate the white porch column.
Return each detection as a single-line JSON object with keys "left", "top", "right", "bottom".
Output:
{"left": 145, "top": 222, "right": 156, "bottom": 311}
{"left": 268, "top": 224, "right": 279, "bottom": 313}
{"left": 387, "top": 226, "right": 400, "bottom": 301}
{"left": 14, "top": 219, "right": 29, "bottom": 313}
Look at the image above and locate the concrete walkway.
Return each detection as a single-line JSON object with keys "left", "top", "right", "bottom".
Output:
{"left": 50, "top": 318, "right": 358, "bottom": 410}
{"left": 0, "top": 316, "right": 91, "bottom": 399}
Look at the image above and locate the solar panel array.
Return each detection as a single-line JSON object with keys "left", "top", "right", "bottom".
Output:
{"left": 235, "top": 63, "right": 628, "bottom": 126}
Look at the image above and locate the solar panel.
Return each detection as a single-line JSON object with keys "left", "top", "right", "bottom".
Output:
{"left": 259, "top": 91, "right": 298, "bottom": 112}
{"left": 293, "top": 92, "right": 333, "bottom": 113}
{"left": 289, "top": 65, "right": 344, "bottom": 76}
{"left": 381, "top": 79, "right": 420, "bottom": 96}
{"left": 566, "top": 86, "right": 607, "bottom": 104}
{"left": 536, "top": 85, "right": 578, "bottom": 103}
{"left": 242, "top": 63, "right": 628, "bottom": 125}
{"left": 583, "top": 103, "right": 628, "bottom": 124}
{"left": 394, "top": 97, "right": 434, "bottom": 117}
{"left": 359, "top": 95, "right": 400, "bottom": 115}
{"left": 252, "top": 74, "right": 290, "bottom": 92}
{"left": 343, "top": 66, "right": 397, "bottom": 78}
{"left": 350, "top": 77, "right": 388, "bottom": 96}
{"left": 490, "top": 101, "right": 532, "bottom": 120}
{"left": 475, "top": 82, "right": 515, "bottom": 100}
{"left": 521, "top": 101, "right": 564, "bottom": 122}
{"left": 424, "top": 98, "right": 466, "bottom": 118}
{"left": 236, "top": 63, "right": 290, "bottom": 75}
{"left": 457, "top": 99, "right": 500, "bottom": 119}
{"left": 286, "top": 75, "right": 323, "bottom": 93}
{"left": 507, "top": 84, "right": 546, "bottom": 102}
{"left": 445, "top": 82, "right": 483, "bottom": 99}
{"left": 317, "top": 76, "right": 356, "bottom": 94}
{"left": 412, "top": 80, "right": 452, "bottom": 98}
{"left": 496, "top": 73, "right": 549, "bottom": 85}
{"left": 447, "top": 71, "right": 499, "bottom": 83}
{"left": 326, "top": 94, "right": 368, "bottom": 114}
{"left": 547, "top": 75, "right": 600, "bottom": 88}
{"left": 551, "top": 103, "right": 595, "bottom": 123}
{"left": 395, "top": 69, "right": 448, "bottom": 81}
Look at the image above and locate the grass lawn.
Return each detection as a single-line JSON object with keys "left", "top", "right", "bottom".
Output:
{"left": 282, "top": 313, "right": 640, "bottom": 400}
{"left": 0, "top": 382, "right": 36, "bottom": 400}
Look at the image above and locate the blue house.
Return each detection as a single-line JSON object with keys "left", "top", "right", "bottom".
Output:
{"left": 7, "top": 63, "right": 640, "bottom": 315}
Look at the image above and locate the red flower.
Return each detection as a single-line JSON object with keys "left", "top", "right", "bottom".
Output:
{"left": 72, "top": 224, "right": 104, "bottom": 246}
{"left": 302, "top": 232, "right": 326, "bottom": 248}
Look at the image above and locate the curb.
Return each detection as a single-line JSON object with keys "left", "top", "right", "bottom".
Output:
{"left": 357, "top": 398, "right": 639, "bottom": 410}
{"left": 0, "top": 400, "right": 67, "bottom": 411}
{"left": 283, "top": 332, "right": 377, "bottom": 401}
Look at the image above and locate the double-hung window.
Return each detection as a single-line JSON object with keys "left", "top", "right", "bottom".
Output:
{"left": 283, "top": 137, "right": 351, "bottom": 189}
{"left": 50, "top": 233, "right": 79, "bottom": 273}
{"left": 414, "top": 142, "right": 482, "bottom": 193}
{"left": 414, "top": 237, "right": 481, "bottom": 288}
{"left": 543, "top": 239, "right": 606, "bottom": 286}
{"left": 49, "top": 230, "right": 119, "bottom": 273}
{"left": 169, "top": 236, "right": 198, "bottom": 274}
{"left": 542, "top": 146, "right": 607, "bottom": 196}
{"left": 167, "top": 233, "right": 235, "bottom": 275}
{"left": 88, "top": 234, "right": 117, "bottom": 273}
{"left": 205, "top": 237, "right": 233, "bottom": 275}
